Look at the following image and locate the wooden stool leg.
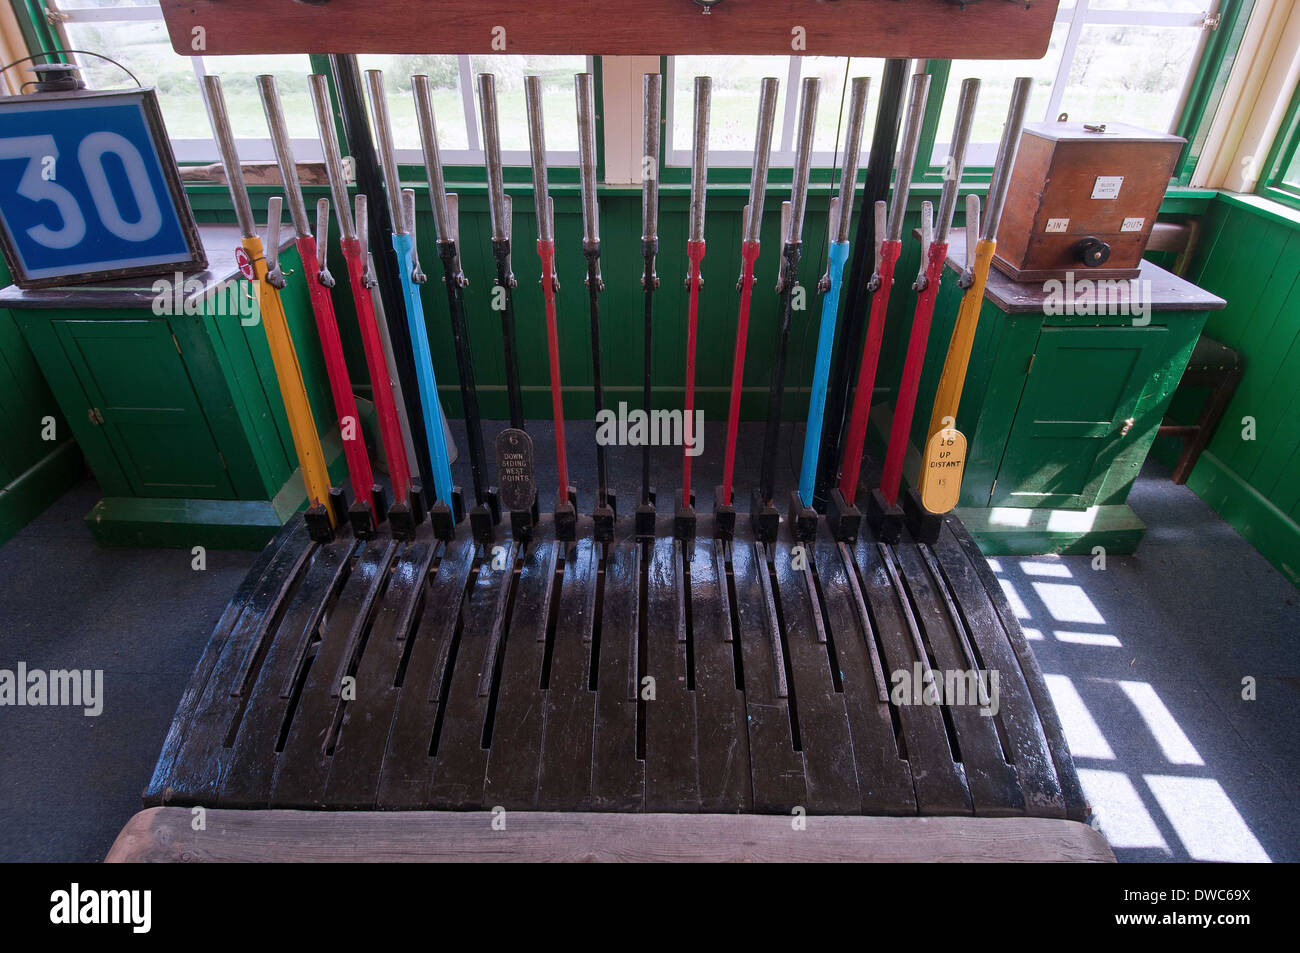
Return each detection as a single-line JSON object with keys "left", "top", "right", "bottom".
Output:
{"left": 1172, "top": 365, "right": 1243, "bottom": 484}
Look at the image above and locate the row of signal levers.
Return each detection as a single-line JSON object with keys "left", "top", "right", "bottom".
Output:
{"left": 200, "top": 63, "right": 1030, "bottom": 548}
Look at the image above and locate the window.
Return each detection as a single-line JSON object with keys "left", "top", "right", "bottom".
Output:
{"left": 1258, "top": 80, "right": 1300, "bottom": 211}
{"left": 667, "top": 55, "right": 887, "bottom": 167}
{"left": 931, "top": 0, "right": 1218, "bottom": 168}
{"left": 43, "top": 2, "right": 588, "bottom": 166}
{"left": 47, "top": 0, "right": 316, "bottom": 160}
{"left": 663, "top": 1, "right": 1218, "bottom": 172}
{"left": 38, "top": 1, "right": 1222, "bottom": 179}
{"left": 355, "top": 53, "right": 590, "bottom": 165}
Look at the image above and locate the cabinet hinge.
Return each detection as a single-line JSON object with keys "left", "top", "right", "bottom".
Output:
{"left": 172, "top": 333, "right": 182, "bottom": 355}
{"left": 217, "top": 451, "right": 228, "bottom": 471}
{"left": 1026, "top": 353, "right": 1035, "bottom": 375}
{"left": 87, "top": 407, "right": 104, "bottom": 426}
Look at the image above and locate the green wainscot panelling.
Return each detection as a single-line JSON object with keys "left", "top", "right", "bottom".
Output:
{"left": 1156, "top": 192, "right": 1300, "bottom": 587}
{"left": 184, "top": 182, "right": 1217, "bottom": 427}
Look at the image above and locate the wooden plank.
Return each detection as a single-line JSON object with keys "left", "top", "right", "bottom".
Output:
{"left": 268, "top": 540, "right": 397, "bottom": 808}
{"left": 927, "top": 523, "right": 1066, "bottom": 819}
{"left": 150, "top": 521, "right": 315, "bottom": 806}
{"left": 687, "top": 525, "right": 750, "bottom": 813}
{"left": 426, "top": 538, "right": 518, "bottom": 810}
{"left": 374, "top": 536, "right": 478, "bottom": 808}
{"left": 943, "top": 520, "right": 1089, "bottom": 822}
{"left": 852, "top": 537, "right": 972, "bottom": 815}
{"left": 321, "top": 536, "right": 443, "bottom": 809}
{"left": 770, "top": 535, "right": 861, "bottom": 815}
{"left": 891, "top": 537, "right": 1025, "bottom": 817}
{"left": 482, "top": 532, "right": 561, "bottom": 810}
{"left": 219, "top": 536, "right": 355, "bottom": 808}
{"left": 589, "top": 523, "right": 645, "bottom": 811}
{"left": 643, "top": 533, "right": 701, "bottom": 812}
{"left": 812, "top": 523, "right": 915, "bottom": 815}
{"left": 535, "top": 523, "right": 600, "bottom": 810}
{"left": 109, "top": 807, "right": 1115, "bottom": 863}
{"left": 729, "top": 525, "right": 806, "bottom": 813}
{"left": 158, "top": 0, "right": 1060, "bottom": 59}
{"left": 144, "top": 516, "right": 306, "bottom": 805}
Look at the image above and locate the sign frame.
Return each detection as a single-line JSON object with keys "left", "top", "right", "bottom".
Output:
{"left": 0, "top": 86, "right": 205, "bottom": 289}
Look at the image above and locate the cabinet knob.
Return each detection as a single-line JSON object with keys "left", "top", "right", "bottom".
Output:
{"left": 1120, "top": 417, "right": 1135, "bottom": 436}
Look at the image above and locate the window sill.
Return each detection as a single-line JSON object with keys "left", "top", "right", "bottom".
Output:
{"left": 1217, "top": 189, "right": 1300, "bottom": 231}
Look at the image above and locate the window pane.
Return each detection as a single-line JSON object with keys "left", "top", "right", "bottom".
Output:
{"left": 1087, "top": 0, "right": 1210, "bottom": 12}
{"left": 932, "top": 22, "right": 1068, "bottom": 164}
{"left": 200, "top": 54, "right": 318, "bottom": 139}
{"left": 798, "top": 57, "right": 887, "bottom": 155}
{"left": 64, "top": 19, "right": 207, "bottom": 139}
{"left": 1057, "top": 25, "right": 1201, "bottom": 130}
{"left": 672, "top": 55, "right": 791, "bottom": 155}
{"left": 1283, "top": 146, "right": 1300, "bottom": 190}
{"left": 356, "top": 54, "right": 467, "bottom": 151}
{"left": 469, "top": 54, "right": 586, "bottom": 153}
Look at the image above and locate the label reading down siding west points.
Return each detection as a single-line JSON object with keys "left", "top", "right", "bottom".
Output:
{"left": 495, "top": 428, "right": 535, "bottom": 512}
{"left": 1046, "top": 218, "right": 1069, "bottom": 233}
{"left": 1091, "top": 175, "right": 1124, "bottom": 199}
{"left": 1121, "top": 217, "right": 1145, "bottom": 232}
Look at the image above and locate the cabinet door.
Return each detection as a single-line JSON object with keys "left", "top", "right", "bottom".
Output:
{"left": 993, "top": 325, "right": 1167, "bottom": 509}
{"left": 53, "top": 318, "right": 235, "bottom": 499}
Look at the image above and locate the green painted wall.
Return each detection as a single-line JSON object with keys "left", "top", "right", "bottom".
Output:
{"left": 1157, "top": 192, "right": 1300, "bottom": 587}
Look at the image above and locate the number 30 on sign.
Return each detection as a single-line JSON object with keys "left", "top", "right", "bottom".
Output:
{"left": 0, "top": 88, "right": 204, "bottom": 288}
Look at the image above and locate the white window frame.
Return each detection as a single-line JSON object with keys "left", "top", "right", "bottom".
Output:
{"left": 1044, "top": 0, "right": 1216, "bottom": 121}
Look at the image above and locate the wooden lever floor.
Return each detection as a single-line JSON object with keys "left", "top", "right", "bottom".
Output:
{"left": 144, "top": 513, "right": 1086, "bottom": 821}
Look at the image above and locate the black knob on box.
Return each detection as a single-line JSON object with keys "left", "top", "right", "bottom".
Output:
{"left": 1074, "top": 236, "right": 1111, "bottom": 268}
{"left": 1071, "top": 235, "right": 1112, "bottom": 265}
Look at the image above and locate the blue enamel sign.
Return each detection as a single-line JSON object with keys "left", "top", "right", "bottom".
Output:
{"left": 0, "top": 88, "right": 204, "bottom": 288}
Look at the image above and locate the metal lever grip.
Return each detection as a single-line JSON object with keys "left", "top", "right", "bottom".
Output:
{"left": 265, "top": 196, "right": 285, "bottom": 288}
{"left": 355, "top": 194, "right": 377, "bottom": 287}
{"left": 960, "top": 193, "right": 981, "bottom": 288}
{"left": 315, "top": 198, "right": 335, "bottom": 287}
{"left": 402, "top": 189, "right": 426, "bottom": 285}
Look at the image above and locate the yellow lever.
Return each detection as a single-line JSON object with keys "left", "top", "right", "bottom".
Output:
{"left": 245, "top": 227, "right": 335, "bottom": 523}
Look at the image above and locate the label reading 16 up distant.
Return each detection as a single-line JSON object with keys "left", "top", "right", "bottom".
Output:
{"left": 919, "top": 427, "right": 967, "bottom": 514}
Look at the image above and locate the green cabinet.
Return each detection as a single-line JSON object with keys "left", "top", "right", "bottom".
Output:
{"left": 994, "top": 325, "right": 1168, "bottom": 509}
{"left": 52, "top": 318, "right": 236, "bottom": 499}
{"left": 2, "top": 224, "right": 343, "bottom": 549}
{"left": 872, "top": 231, "right": 1225, "bottom": 555}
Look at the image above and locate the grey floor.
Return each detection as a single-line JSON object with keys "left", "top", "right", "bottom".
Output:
{"left": 0, "top": 419, "right": 1296, "bottom": 862}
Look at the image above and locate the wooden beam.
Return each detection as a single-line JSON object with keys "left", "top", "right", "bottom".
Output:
{"left": 107, "top": 807, "right": 1115, "bottom": 863}
{"left": 162, "top": 0, "right": 1058, "bottom": 60}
